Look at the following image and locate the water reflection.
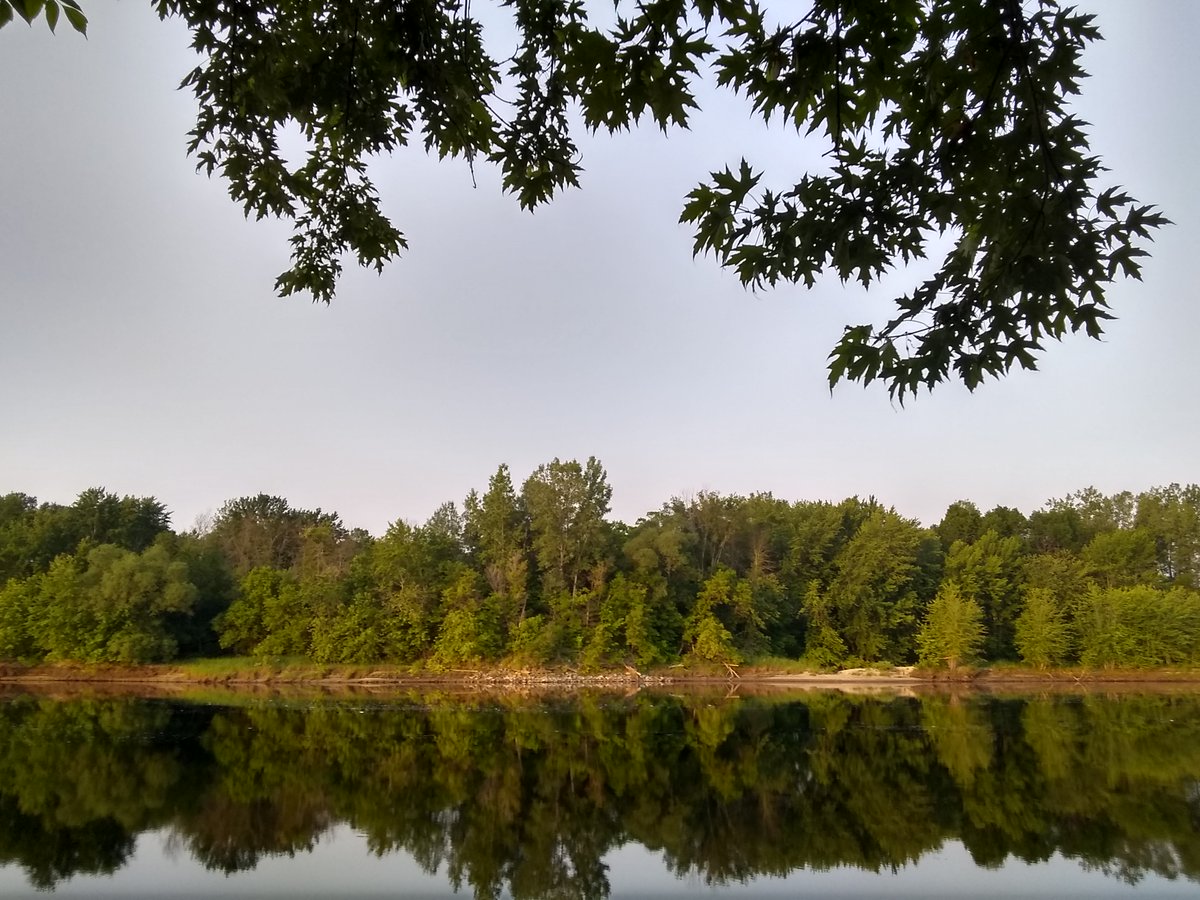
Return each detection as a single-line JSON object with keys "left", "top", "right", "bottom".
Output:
{"left": 0, "top": 689, "right": 1198, "bottom": 897}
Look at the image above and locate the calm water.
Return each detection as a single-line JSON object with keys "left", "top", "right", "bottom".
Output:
{"left": 0, "top": 687, "right": 1198, "bottom": 898}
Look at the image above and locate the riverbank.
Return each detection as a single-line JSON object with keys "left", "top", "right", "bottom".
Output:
{"left": 3, "top": 659, "right": 1200, "bottom": 694}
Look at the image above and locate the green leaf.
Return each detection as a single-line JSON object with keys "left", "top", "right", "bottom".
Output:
{"left": 44, "top": 0, "right": 57, "bottom": 33}
{"left": 0, "top": 3, "right": 13, "bottom": 29}
{"left": 61, "top": 0, "right": 85, "bottom": 34}
{"left": 16, "top": 0, "right": 43, "bottom": 25}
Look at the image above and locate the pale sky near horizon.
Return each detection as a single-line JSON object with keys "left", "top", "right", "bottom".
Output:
{"left": 1, "top": 1, "right": 1196, "bottom": 536}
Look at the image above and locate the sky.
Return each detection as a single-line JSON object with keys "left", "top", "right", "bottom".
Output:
{"left": 1, "top": 1, "right": 1196, "bottom": 536}
{"left": 3, "top": 828, "right": 1195, "bottom": 898}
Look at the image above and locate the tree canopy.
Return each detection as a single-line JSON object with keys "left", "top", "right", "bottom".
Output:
{"left": 3, "top": 476, "right": 1199, "bottom": 670}
{"left": 3, "top": 0, "right": 1167, "bottom": 397}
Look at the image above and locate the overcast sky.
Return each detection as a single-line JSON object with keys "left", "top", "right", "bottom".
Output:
{"left": 1, "top": 1, "right": 1196, "bottom": 535}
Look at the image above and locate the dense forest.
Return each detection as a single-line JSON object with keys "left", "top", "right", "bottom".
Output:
{"left": 1, "top": 462, "right": 1198, "bottom": 670}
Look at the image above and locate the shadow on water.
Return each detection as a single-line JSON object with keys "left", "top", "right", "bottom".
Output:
{"left": 0, "top": 688, "right": 1199, "bottom": 896}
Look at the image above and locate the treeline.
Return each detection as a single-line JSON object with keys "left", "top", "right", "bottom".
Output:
{"left": 1, "top": 466, "right": 1198, "bottom": 669}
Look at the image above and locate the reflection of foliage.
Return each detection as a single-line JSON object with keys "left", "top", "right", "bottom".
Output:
{"left": 923, "top": 697, "right": 993, "bottom": 789}
{"left": 0, "top": 696, "right": 199, "bottom": 889}
{"left": 0, "top": 795, "right": 134, "bottom": 891}
{"left": 2, "top": 692, "right": 1200, "bottom": 894}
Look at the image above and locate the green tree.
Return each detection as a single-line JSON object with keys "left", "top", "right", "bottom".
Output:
{"left": 1076, "top": 585, "right": 1200, "bottom": 668}
{"left": 215, "top": 566, "right": 308, "bottom": 658}
{"left": 582, "top": 572, "right": 673, "bottom": 669}
{"left": 979, "top": 506, "right": 1028, "bottom": 542}
{"left": 1065, "top": 486, "right": 1136, "bottom": 533}
{"left": 70, "top": 488, "right": 171, "bottom": 554}
{"left": 1014, "top": 587, "right": 1073, "bottom": 669}
{"left": 0, "top": 493, "right": 38, "bottom": 586}
{"left": 307, "top": 588, "right": 380, "bottom": 664}
{"left": 522, "top": 457, "right": 613, "bottom": 603}
{"left": 33, "top": 544, "right": 197, "bottom": 663}
{"left": 0, "top": 490, "right": 171, "bottom": 586}
{"left": 944, "top": 528, "right": 1025, "bottom": 659}
{"left": 430, "top": 568, "right": 502, "bottom": 667}
{"left": 1027, "top": 506, "right": 1087, "bottom": 554}
{"left": 1023, "top": 551, "right": 1090, "bottom": 615}
{"left": 169, "top": 533, "right": 236, "bottom": 656}
{"left": 463, "top": 464, "right": 531, "bottom": 625}
{"left": 0, "top": 576, "right": 38, "bottom": 660}
{"left": 21, "top": 502, "right": 82, "bottom": 576}
{"left": 15, "top": 1, "right": 1156, "bottom": 395}
{"left": 1135, "top": 484, "right": 1200, "bottom": 587}
{"left": 937, "top": 501, "right": 983, "bottom": 549}
{"left": 824, "top": 509, "right": 928, "bottom": 662}
{"left": 364, "top": 521, "right": 448, "bottom": 661}
{"left": 800, "top": 581, "right": 847, "bottom": 669}
{"left": 1080, "top": 527, "right": 1158, "bottom": 589}
{"left": 22, "top": 555, "right": 81, "bottom": 659}
{"left": 681, "top": 491, "right": 740, "bottom": 578}
{"left": 917, "top": 582, "right": 985, "bottom": 670}
{"left": 207, "top": 494, "right": 345, "bottom": 576}
{"left": 683, "top": 568, "right": 742, "bottom": 665}
{"left": 782, "top": 498, "right": 869, "bottom": 593}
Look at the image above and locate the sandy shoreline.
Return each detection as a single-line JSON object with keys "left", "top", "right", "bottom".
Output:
{"left": 3, "top": 662, "right": 1200, "bottom": 699}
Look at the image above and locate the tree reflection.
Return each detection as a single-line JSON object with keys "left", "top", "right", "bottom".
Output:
{"left": 0, "top": 690, "right": 1199, "bottom": 896}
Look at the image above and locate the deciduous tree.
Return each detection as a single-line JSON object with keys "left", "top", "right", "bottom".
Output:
{"left": 917, "top": 581, "right": 985, "bottom": 669}
{"left": 1014, "top": 586, "right": 1072, "bottom": 669}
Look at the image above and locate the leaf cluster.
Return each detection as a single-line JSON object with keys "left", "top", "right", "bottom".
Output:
{"left": 0, "top": 0, "right": 86, "bottom": 34}
{"left": 680, "top": 1, "right": 1168, "bottom": 398}
{"left": 116, "top": 1, "right": 1166, "bottom": 396}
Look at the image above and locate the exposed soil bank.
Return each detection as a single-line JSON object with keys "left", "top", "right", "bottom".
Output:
{"left": 3, "top": 662, "right": 1200, "bottom": 700}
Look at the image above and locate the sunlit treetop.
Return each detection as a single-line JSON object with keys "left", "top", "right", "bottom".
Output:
{"left": 4, "top": 0, "right": 1168, "bottom": 399}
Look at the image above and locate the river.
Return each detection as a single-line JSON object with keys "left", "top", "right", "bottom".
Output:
{"left": 0, "top": 687, "right": 1197, "bottom": 898}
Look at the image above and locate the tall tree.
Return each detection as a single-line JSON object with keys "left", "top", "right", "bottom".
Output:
{"left": 1022, "top": 551, "right": 1090, "bottom": 615}
{"left": 70, "top": 488, "right": 170, "bottom": 552}
{"left": 782, "top": 499, "right": 868, "bottom": 594}
{"left": 979, "top": 506, "right": 1028, "bottom": 542}
{"left": 937, "top": 501, "right": 983, "bottom": 549}
{"left": 367, "top": 519, "right": 457, "bottom": 661}
{"left": 463, "top": 464, "right": 530, "bottom": 613}
{"left": 0, "top": 576, "right": 38, "bottom": 660}
{"left": 1027, "top": 501, "right": 1090, "bottom": 554}
{"left": 1064, "top": 486, "right": 1136, "bottom": 533}
{"left": 0, "top": 493, "right": 38, "bottom": 586}
{"left": 207, "top": 495, "right": 344, "bottom": 575}
{"left": 430, "top": 567, "right": 501, "bottom": 667}
{"left": 1080, "top": 528, "right": 1158, "bottom": 589}
{"left": 683, "top": 568, "right": 743, "bottom": 665}
{"left": 681, "top": 491, "right": 740, "bottom": 579}
{"left": 1075, "top": 585, "right": 1200, "bottom": 668}
{"left": 944, "top": 529, "right": 1025, "bottom": 659}
{"left": 1136, "top": 484, "right": 1200, "bottom": 588}
{"left": 1014, "top": 587, "right": 1072, "bottom": 669}
{"left": 824, "top": 508, "right": 928, "bottom": 662}
{"left": 916, "top": 582, "right": 985, "bottom": 670}
{"left": 800, "top": 581, "right": 846, "bottom": 668}
{"left": 522, "top": 457, "right": 613, "bottom": 602}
